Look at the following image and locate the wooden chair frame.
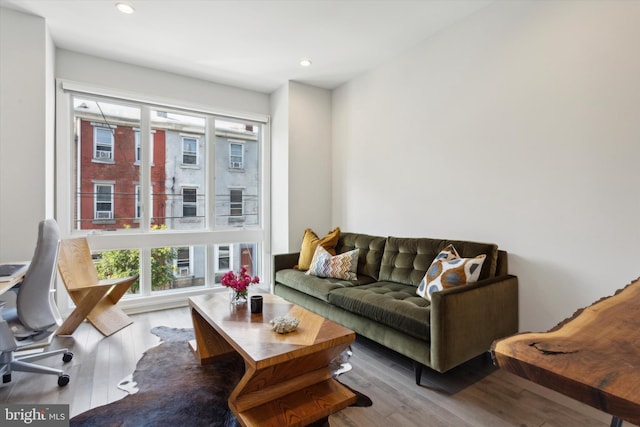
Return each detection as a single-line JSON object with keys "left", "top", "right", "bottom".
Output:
{"left": 56, "top": 238, "right": 137, "bottom": 337}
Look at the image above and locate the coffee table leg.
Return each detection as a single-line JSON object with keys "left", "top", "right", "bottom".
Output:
{"left": 190, "top": 308, "right": 236, "bottom": 363}
{"left": 229, "top": 343, "right": 356, "bottom": 427}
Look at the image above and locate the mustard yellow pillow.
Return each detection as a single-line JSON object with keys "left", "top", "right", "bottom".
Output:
{"left": 297, "top": 227, "right": 340, "bottom": 270}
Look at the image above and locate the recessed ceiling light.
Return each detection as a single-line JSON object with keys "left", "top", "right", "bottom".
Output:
{"left": 116, "top": 2, "right": 135, "bottom": 14}
{"left": 299, "top": 59, "right": 312, "bottom": 67}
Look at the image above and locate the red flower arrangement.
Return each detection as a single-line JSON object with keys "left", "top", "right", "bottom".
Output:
{"left": 221, "top": 266, "right": 260, "bottom": 302}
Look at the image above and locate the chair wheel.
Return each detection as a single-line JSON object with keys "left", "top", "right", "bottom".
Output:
{"left": 3, "top": 373, "right": 11, "bottom": 384}
{"left": 58, "top": 374, "right": 70, "bottom": 387}
{"left": 62, "top": 352, "right": 74, "bottom": 363}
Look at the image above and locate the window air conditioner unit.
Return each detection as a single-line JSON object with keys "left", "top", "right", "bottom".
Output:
{"left": 231, "top": 162, "right": 243, "bottom": 169}
{"left": 178, "top": 267, "right": 190, "bottom": 276}
{"left": 96, "top": 150, "right": 112, "bottom": 159}
{"left": 95, "top": 211, "right": 113, "bottom": 219}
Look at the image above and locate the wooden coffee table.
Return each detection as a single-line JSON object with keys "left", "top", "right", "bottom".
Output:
{"left": 189, "top": 292, "right": 356, "bottom": 427}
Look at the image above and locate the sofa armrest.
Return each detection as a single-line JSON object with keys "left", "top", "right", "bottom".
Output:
{"left": 429, "top": 274, "right": 518, "bottom": 372}
{"left": 273, "top": 252, "right": 301, "bottom": 280}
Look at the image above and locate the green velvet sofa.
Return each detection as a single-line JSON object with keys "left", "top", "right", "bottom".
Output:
{"left": 273, "top": 232, "right": 519, "bottom": 384}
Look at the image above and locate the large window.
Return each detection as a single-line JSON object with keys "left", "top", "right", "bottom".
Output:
{"left": 57, "top": 82, "right": 269, "bottom": 311}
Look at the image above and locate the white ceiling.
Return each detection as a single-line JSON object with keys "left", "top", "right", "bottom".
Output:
{"left": 0, "top": 0, "right": 493, "bottom": 93}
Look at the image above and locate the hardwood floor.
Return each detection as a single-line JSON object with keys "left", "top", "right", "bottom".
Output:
{"left": 1, "top": 306, "right": 633, "bottom": 427}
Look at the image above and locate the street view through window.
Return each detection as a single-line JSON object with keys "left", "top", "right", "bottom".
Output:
{"left": 70, "top": 95, "right": 262, "bottom": 296}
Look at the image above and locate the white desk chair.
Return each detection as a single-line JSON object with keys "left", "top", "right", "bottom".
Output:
{"left": 0, "top": 219, "right": 73, "bottom": 387}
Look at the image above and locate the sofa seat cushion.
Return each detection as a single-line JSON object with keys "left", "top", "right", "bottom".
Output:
{"left": 275, "top": 269, "right": 373, "bottom": 302}
{"left": 328, "top": 282, "right": 431, "bottom": 341}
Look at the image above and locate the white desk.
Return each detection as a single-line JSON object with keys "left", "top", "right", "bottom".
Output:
{"left": 0, "top": 263, "right": 28, "bottom": 352}
{"left": 0, "top": 262, "right": 28, "bottom": 296}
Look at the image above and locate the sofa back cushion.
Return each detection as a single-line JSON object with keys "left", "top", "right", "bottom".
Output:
{"left": 379, "top": 237, "right": 498, "bottom": 287}
{"left": 336, "top": 232, "right": 386, "bottom": 281}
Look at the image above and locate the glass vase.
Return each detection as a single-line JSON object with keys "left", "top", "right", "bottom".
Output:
{"left": 230, "top": 288, "right": 248, "bottom": 304}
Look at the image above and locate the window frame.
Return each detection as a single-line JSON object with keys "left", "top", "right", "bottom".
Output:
{"left": 175, "top": 246, "right": 192, "bottom": 277}
{"left": 214, "top": 244, "right": 233, "bottom": 274}
{"left": 229, "top": 142, "right": 244, "bottom": 169}
{"left": 135, "top": 184, "right": 153, "bottom": 220}
{"left": 181, "top": 136, "right": 198, "bottom": 166}
{"left": 135, "top": 130, "right": 154, "bottom": 164}
{"left": 182, "top": 187, "right": 198, "bottom": 217}
{"left": 93, "top": 125, "right": 114, "bottom": 161}
{"left": 55, "top": 79, "right": 271, "bottom": 315}
{"left": 94, "top": 182, "right": 114, "bottom": 220}
{"left": 229, "top": 188, "right": 244, "bottom": 217}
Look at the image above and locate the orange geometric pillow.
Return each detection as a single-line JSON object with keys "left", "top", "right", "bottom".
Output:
{"left": 297, "top": 227, "right": 340, "bottom": 270}
{"left": 417, "top": 245, "right": 486, "bottom": 301}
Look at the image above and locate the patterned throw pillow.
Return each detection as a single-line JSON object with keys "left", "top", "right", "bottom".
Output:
{"left": 306, "top": 246, "right": 359, "bottom": 280}
{"left": 416, "top": 245, "right": 460, "bottom": 298}
{"left": 416, "top": 245, "right": 486, "bottom": 301}
{"left": 297, "top": 227, "right": 341, "bottom": 270}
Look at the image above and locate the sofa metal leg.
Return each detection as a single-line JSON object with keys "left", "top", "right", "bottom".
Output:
{"left": 414, "top": 361, "right": 423, "bottom": 385}
{"left": 610, "top": 416, "right": 623, "bottom": 427}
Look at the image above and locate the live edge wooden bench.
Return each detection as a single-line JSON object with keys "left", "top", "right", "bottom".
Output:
{"left": 492, "top": 277, "right": 640, "bottom": 427}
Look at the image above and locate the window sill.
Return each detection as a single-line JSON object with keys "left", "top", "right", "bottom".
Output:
{"left": 180, "top": 164, "right": 200, "bottom": 169}
{"left": 92, "top": 219, "right": 116, "bottom": 224}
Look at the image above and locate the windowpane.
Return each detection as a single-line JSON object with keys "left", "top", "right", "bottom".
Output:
{"left": 182, "top": 187, "right": 197, "bottom": 217}
{"left": 73, "top": 96, "right": 141, "bottom": 230}
{"left": 177, "top": 247, "right": 190, "bottom": 268}
{"left": 93, "top": 249, "right": 141, "bottom": 295}
{"left": 213, "top": 243, "right": 259, "bottom": 285}
{"left": 62, "top": 89, "right": 266, "bottom": 305}
{"left": 151, "top": 245, "right": 205, "bottom": 293}
{"left": 218, "top": 245, "right": 230, "bottom": 271}
{"left": 182, "top": 137, "right": 198, "bottom": 165}
{"left": 95, "top": 127, "right": 113, "bottom": 159}
{"left": 154, "top": 110, "right": 206, "bottom": 230}
{"left": 96, "top": 128, "right": 112, "bottom": 144}
{"left": 229, "top": 143, "right": 243, "bottom": 169}
{"left": 94, "top": 184, "right": 113, "bottom": 219}
{"left": 135, "top": 131, "right": 154, "bottom": 163}
{"left": 230, "top": 189, "right": 243, "bottom": 217}
{"left": 215, "top": 120, "right": 260, "bottom": 228}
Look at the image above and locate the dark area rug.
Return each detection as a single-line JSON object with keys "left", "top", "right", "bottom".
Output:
{"left": 71, "top": 326, "right": 371, "bottom": 427}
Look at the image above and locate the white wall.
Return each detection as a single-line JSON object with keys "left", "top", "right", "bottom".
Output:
{"left": 332, "top": 0, "right": 640, "bottom": 332}
{"left": 288, "top": 82, "right": 333, "bottom": 250}
{"left": 0, "top": 8, "right": 53, "bottom": 261}
{"left": 0, "top": 10, "right": 271, "bottom": 258}
{"left": 270, "top": 84, "right": 290, "bottom": 255}
{"left": 56, "top": 49, "right": 270, "bottom": 118}
{"left": 271, "top": 82, "right": 333, "bottom": 254}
